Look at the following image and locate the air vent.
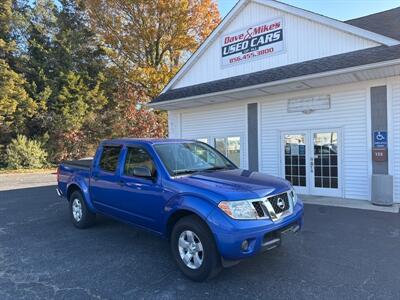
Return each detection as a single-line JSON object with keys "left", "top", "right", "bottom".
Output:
{"left": 252, "top": 201, "right": 265, "bottom": 218}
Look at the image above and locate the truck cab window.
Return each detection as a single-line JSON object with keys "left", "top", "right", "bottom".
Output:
{"left": 99, "top": 146, "right": 122, "bottom": 172}
{"left": 124, "top": 147, "right": 156, "bottom": 177}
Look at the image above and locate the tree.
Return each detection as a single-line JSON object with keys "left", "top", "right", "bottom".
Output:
{"left": 85, "top": 0, "right": 220, "bottom": 99}
{"left": 17, "top": 0, "right": 110, "bottom": 161}
{"left": 0, "top": 0, "right": 14, "bottom": 58}
{"left": 0, "top": 0, "right": 221, "bottom": 167}
{"left": 0, "top": 59, "right": 37, "bottom": 135}
{"left": 48, "top": 71, "right": 108, "bottom": 160}
{"left": 110, "top": 81, "right": 167, "bottom": 138}
{"left": 0, "top": 0, "right": 37, "bottom": 145}
{"left": 85, "top": 0, "right": 220, "bottom": 140}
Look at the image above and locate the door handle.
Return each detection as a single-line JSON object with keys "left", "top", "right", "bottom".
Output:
{"left": 118, "top": 180, "right": 126, "bottom": 186}
{"left": 310, "top": 157, "right": 314, "bottom": 173}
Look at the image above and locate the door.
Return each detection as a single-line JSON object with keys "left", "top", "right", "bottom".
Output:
{"left": 310, "top": 130, "right": 341, "bottom": 197}
{"left": 91, "top": 145, "right": 123, "bottom": 212}
{"left": 282, "top": 129, "right": 341, "bottom": 197}
{"left": 118, "top": 146, "right": 165, "bottom": 232}
{"left": 282, "top": 133, "right": 308, "bottom": 195}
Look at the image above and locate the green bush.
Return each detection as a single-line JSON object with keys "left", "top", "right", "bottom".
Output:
{"left": 0, "top": 145, "right": 7, "bottom": 168}
{"left": 6, "top": 135, "right": 48, "bottom": 169}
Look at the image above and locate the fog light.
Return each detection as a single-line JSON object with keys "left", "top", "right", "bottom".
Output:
{"left": 241, "top": 240, "right": 249, "bottom": 251}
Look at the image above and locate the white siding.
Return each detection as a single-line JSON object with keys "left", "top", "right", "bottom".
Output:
{"left": 178, "top": 103, "right": 248, "bottom": 169}
{"left": 260, "top": 89, "right": 369, "bottom": 200}
{"left": 174, "top": 1, "right": 378, "bottom": 89}
{"left": 393, "top": 83, "right": 400, "bottom": 203}
{"left": 168, "top": 110, "right": 181, "bottom": 138}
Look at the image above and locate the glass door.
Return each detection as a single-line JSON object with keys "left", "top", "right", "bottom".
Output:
{"left": 310, "top": 130, "right": 341, "bottom": 197}
{"left": 282, "top": 133, "right": 308, "bottom": 194}
{"left": 282, "top": 130, "right": 341, "bottom": 197}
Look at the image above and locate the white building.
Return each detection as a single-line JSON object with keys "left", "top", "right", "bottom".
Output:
{"left": 150, "top": 0, "right": 400, "bottom": 203}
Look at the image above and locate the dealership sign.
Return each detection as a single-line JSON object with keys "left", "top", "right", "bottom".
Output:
{"left": 221, "top": 18, "right": 284, "bottom": 66}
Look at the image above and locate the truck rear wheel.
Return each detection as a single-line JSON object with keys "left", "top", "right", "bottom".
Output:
{"left": 69, "top": 190, "right": 96, "bottom": 229}
{"left": 171, "top": 215, "right": 221, "bottom": 281}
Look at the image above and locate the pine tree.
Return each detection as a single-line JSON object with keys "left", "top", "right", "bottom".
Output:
{"left": 0, "top": 0, "right": 36, "bottom": 146}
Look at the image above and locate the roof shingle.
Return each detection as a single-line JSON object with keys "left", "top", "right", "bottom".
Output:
{"left": 346, "top": 7, "right": 400, "bottom": 41}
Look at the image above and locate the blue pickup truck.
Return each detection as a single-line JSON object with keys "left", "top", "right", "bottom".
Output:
{"left": 57, "top": 138, "right": 304, "bottom": 281}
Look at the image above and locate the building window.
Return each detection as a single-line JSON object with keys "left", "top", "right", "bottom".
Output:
{"left": 214, "top": 136, "right": 241, "bottom": 167}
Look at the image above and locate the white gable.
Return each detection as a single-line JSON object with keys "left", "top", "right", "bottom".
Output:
{"left": 172, "top": 0, "right": 382, "bottom": 89}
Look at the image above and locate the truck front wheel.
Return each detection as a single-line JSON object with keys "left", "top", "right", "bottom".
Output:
{"left": 69, "top": 190, "right": 96, "bottom": 229}
{"left": 171, "top": 215, "right": 221, "bottom": 281}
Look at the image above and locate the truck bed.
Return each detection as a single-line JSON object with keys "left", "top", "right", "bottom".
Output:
{"left": 62, "top": 158, "right": 93, "bottom": 169}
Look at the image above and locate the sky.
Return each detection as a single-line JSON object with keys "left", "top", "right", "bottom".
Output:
{"left": 217, "top": 0, "right": 400, "bottom": 20}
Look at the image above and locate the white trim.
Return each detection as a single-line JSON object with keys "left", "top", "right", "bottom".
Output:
{"left": 161, "top": 0, "right": 399, "bottom": 94}
{"left": 149, "top": 59, "right": 400, "bottom": 109}
{"left": 309, "top": 128, "right": 343, "bottom": 198}
{"left": 160, "top": 0, "right": 250, "bottom": 94}
{"left": 387, "top": 82, "right": 394, "bottom": 176}
{"left": 253, "top": 0, "right": 399, "bottom": 46}
{"left": 256, "top": 101, "right": 262, "bottom": 172}
{"left": 244, "top": 103, "right": 249, "bottom": 169}
{"left": 178, "top": 112, "right": 182, "bottom": 138}
{"left": 366, "top": 86, "right": 372, "bottom": 201}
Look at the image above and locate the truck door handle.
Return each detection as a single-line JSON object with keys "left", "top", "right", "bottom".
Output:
{"left": 118, "top": 180, "right": 125, "bottom": 186}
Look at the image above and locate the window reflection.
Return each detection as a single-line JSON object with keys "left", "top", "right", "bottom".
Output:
{"left": 214, "top": 137, "right": 241, "bottom": 167}
{"left": 314, "top": 132, "right": 338, "bottom": 189}
{"left": 284, "top": 134, "right": 306, "bottom": 187}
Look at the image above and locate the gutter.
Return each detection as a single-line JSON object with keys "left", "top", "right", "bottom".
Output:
{"left": 149, "top": 58, "right": 400, "bottom": 109}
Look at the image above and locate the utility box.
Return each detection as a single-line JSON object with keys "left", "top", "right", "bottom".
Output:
{"left": 371, "top": 174, "right": 393, "bottom": 206}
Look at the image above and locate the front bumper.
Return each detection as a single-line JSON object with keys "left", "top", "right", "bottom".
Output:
{"left": 207, "top": 200, "right": 304, "bottom": 261}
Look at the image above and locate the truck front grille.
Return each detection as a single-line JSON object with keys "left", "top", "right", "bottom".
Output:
{"left": 268, "top": 192, "right": 290, "bottom": 214}
{"left": 251, "top": 191, "right": 293, "bottom": 220}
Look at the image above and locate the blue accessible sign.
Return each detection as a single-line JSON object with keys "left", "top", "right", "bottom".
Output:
{"left": 373, "top": 131, "right": 388, "bottom": 148}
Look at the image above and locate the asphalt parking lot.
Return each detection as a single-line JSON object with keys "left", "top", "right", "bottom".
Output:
{"left": 1, "top": 181, "right": 400, "bottom": 299}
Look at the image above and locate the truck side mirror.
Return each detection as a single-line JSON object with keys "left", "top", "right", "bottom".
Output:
{"left": 133, "top": 166, "right": 152, "bottom": 179}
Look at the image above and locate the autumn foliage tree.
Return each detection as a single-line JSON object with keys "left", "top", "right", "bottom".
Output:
{"left": 86, "top": 0, "right": 220, "bottom": 98}
{"left": 85, "top": 0, "right": 220, "bottom": 138}
{"left": 0, "top": 0, "right": 220, "bottom": 168}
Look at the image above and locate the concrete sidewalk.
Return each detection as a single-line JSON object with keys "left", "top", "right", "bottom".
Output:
{"left": 301, "top": 194, "right": 400, "bottom": 213}
{"left": 0, "top": 172, "right": 56, "bottom": 191}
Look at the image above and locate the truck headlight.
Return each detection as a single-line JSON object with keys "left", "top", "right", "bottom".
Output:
{"left": 289, "top": 188, "right": 298, "bottom": 206}
{"left": 218, "top": 200, "right": 259, "bottom": 220}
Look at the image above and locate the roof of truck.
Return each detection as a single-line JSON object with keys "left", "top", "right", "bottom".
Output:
{"left": 101, "top": 138, "right": 197, "bottom": 145}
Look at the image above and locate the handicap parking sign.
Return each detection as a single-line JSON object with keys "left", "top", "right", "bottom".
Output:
{"left": 373, "top": 131, "right": 387, "bottom": 148}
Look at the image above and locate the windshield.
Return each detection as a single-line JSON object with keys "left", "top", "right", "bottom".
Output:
{"left": 154, "top": 142, "right": 237, "bottom": 176}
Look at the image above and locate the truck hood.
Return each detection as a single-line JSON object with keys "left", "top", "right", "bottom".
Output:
{"left": 174, "top": 169, "right": 291, "bottom": 201}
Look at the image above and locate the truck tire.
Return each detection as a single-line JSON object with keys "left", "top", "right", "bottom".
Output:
{"left": 171, "top": 215, "right": 221, "bottom": 281}
{"left": 69, "top": 190, "right": 96, "bottom": 229}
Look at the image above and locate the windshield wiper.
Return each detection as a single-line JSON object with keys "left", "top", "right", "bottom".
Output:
{"left": 202, "top": 166, "right": 234, "bottom": 172}
{"left": 173, "top": 169, "right": 201, "bottom": 176}
{"left": 173, "top": 166, "right": 235, "bottom": 176}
